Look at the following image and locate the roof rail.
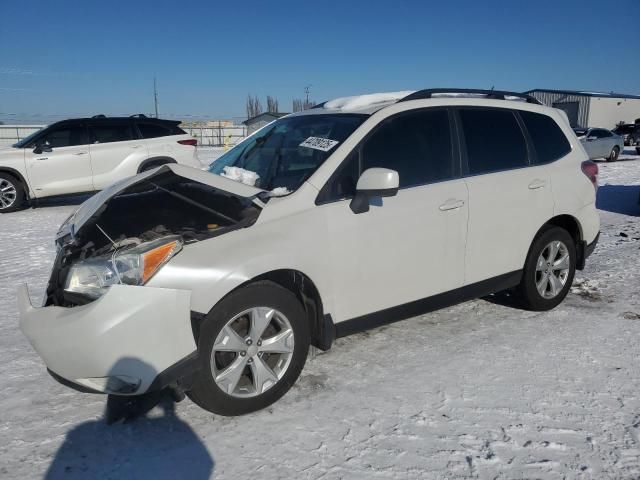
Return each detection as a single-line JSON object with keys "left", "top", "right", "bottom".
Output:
{"left": 92, "top": 114, "right": 107, "bottom": 118}
{"left": 399, "top": 88, "right": 542, "bottom": 105}
{"left": 129, "top": 113, "right": 148, "bottom": 118}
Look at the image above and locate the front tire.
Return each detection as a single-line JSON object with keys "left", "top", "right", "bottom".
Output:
{"left": 0, "top": 173, "right": 25, "bottom": 213}
{"left": 515, "top": 226, "right": 576, "bottom": 311}
{"left": 187, "top": 281, "right": 310, "bottom": 416}
{"left": 607, "top": 146, "right": 620, "bottom": 162}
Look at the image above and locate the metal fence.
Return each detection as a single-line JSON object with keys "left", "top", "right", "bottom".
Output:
{"left": 0, "top": 125, "right": 45, "bottom": 147}
{"left": 0, "top": 124, "right": 247, "bottom": 147}
{"left": 181, "top": 124, "right": 247, "bottom": 147}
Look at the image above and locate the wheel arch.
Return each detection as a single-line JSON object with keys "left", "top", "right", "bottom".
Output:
{"left": 248, "top": 269, "right": 333, "bottom": 352}
{"left": 137, "top": 156, "right": 177, "bottom": 173}
{"left": 199, "top": 269, "right": 334, "bottom": 352}
{"left": 0, "top": 166, "right": 31, "bottom": 199}
{"left": 543, "top": 214, "right": 583, "bottom": 244}
{"left": 536, "top": 214, "right": 589, "bottom": 270}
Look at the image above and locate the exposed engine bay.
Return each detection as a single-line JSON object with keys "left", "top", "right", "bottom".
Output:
{"left": 46, "top": 169, "right": 263, "bottom": 306}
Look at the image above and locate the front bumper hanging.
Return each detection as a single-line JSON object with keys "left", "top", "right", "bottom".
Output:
{"left": 18, "top": 283, "right": 198, "bottom": 395}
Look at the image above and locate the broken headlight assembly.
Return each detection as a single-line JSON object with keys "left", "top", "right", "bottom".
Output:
{"left": 64, "top": 236, "right": 183, "bottom": 300}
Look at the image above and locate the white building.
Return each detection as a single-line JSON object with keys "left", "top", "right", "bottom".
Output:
{"left": 526, "top": 89, "right": 640, "bottom": 129}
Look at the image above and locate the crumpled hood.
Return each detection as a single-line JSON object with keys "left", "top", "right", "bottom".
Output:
{"left": 58, "top": 163, "right": 266, "bottom": 241}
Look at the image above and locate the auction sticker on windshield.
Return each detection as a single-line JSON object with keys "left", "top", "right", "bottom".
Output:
{"left": 299, "top": 137, "right": 339, "bottom": 152}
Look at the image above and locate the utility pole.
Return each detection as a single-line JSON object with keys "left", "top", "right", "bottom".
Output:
{"left": 153, "top": 77, "right": 159, "bottom": 118}
{"left": 304, "top": 85, "right": 311, "bottom": 105}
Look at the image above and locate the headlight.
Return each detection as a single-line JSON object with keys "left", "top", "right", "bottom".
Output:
{"left": 64, "top": 236, "right": 183, "bottom": 299}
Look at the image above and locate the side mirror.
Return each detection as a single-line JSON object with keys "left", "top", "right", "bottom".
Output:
{"left": 349, "top": 168, "right": 399, "bottom": 214}
{"left": 586, "top": 136, "right": 597, "bottom": 142}
{"left": 33, "top": 143, "right": 52, "bottom": 154}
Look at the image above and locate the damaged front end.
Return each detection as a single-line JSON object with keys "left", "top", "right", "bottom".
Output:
{"left": 46, "top": 164, "right": 265, "bottom": 307}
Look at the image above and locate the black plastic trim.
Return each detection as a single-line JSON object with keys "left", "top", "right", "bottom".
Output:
{"left": 147, "top": 351, "right": 201, "bottom": 392}
{"left": 577, "top": 231, "right": 599, "bottom": 270}
{"left": 190, "top": 311, "right": 206, "bottom": 344}
{"left": 400, "top": 88, "right": 542, "bottom": 105}
{"left": 586, "top": 232, "right": 600, "bottom": 258}
{"left": 316, "top": 314, "right": 336, "bottom": 351}
{"left": 47, "top": 351, "right": 202, "bottom": 396}
{"left": 47, "top": 369, "right": 103, "bottom": 394}
{"left": 335, "top": 270, "right": 522, "bottom": 338}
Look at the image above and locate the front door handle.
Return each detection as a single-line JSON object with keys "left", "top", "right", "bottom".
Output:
{"left": 528, "top": 179, "right": 546, "bottom": 190}
{"left": 439, "top": 199, "right": 465, "bottom": 211}
{"left": 73, "top": 152, "right": 88, "bottom": 156}
{"left": 130, "top": 145, "right": 142, "bottom": 149}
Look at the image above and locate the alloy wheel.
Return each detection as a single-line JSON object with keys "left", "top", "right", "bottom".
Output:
{"left": 210, "top": 307, "right": 295, "bottom": 398}
{"left": 0, "top": 179, "right": 17, "bottom": 210}
{"left": 535, "top": 240, "right": 570, "bottom": 299}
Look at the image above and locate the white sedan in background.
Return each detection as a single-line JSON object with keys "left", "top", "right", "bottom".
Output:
{"left": 573, "top": 127, "right": 624, "bottom": 162}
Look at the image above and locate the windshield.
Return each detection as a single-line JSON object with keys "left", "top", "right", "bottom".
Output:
{"left": 13, "top": 127, "right": 45, "bottom": 148}
{"left": 209, "top": 114, "right": 367, "bottom": 192}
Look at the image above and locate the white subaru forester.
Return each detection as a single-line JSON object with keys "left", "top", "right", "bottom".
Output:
{"left": 19, "top": 89, "right": 600, "bottom": 416}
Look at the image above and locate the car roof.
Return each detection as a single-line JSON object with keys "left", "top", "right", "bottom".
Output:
{"left": 51, "top": 116, "right": 180, "bottom": 126}
{"left": 287, "top": 89, "right": 545, "bottom": 117}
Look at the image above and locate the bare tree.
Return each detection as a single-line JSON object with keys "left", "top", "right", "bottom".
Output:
{"left": 293, "top": 98, "right": 314, "bottom": 112}
{"left": 246, "top": 94, "right": 263, "bottom": 119}
{"left": 266, "top": 96, "right": 279, "bottom": 113}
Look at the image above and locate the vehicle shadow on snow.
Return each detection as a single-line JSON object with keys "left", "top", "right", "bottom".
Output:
{"left": 44, "top": 358, "right": 214, "bottom": 480}
{"left": 596, "top": 184, "right": 640, "bottom": 217}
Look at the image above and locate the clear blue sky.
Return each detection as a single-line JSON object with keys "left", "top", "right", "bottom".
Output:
{"left": 1, "top": 0, "right": 638, "bottom": 123}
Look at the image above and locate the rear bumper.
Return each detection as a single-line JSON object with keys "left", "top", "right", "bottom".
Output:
{"left": 18, "top": 284, "right": 198, "bottom": 396}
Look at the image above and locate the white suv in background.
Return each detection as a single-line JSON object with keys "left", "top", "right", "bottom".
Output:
{"left": 0, "top": 115, "right": 198, "bottom": 212}
{"left": 19, "top": 89, "right": 600, "bottom": 417}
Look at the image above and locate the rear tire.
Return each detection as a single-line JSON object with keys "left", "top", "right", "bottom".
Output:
{"left": 187, "top": 281, "right": 310, "bottom": 416}
{"left": 515, "top": 226, "right": 576, "bottom": 311}
{"left": 0, "top": 173, "right": 25, "bottom": 213}
{"left": 607, "top": 146, "right": 620, "bottom": 162}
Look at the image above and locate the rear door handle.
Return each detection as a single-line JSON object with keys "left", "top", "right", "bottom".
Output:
{"left": 130, "top": 145, "right": 142, "bottom": 149}
{"left": 73, "top": 152, "right": 88, "bottom": 156}
{"left": 528, "top": 179, "right": 546, "bottom": 190}
{"left": 439, "top": 199, "right": 465, "bottom": 211}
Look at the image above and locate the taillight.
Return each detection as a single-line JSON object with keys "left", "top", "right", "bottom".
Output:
{"left": 178, "top": 139, "right": 197, "bottom": 146}
{"left": 581, "top": 160, "right": 598, "bottom": 189}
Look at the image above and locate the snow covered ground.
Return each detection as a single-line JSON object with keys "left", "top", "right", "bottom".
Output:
{"left": 1, "top": 149, "right": 639, "bottom": 479}
{"left": 196, "top": 146, "right": 227, "bottom": 169}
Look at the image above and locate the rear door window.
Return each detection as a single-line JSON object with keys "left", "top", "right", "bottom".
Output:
{"left": 459, "top": 108, "right": 528, "bottom": 175}
{"left": 89, "top": 122, "right": 134, "bottom": 144}
{"left": 519, "top": 111, "right": 571, "bottom": 164}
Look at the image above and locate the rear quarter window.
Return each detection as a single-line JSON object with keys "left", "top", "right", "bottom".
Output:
{"left": 137, "top": 122, "right": 185, "bottom": 138}
{"left": 519, "top": 111, "right": 571, "bottom": 164}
